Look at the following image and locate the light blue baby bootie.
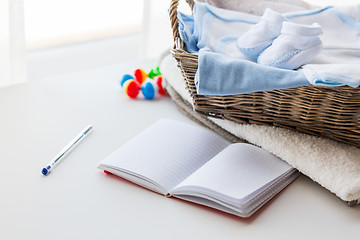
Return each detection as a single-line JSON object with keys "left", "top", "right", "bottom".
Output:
{"left": 257, "top": 22, "right": 323, "bottom": 70}
{"left": 237, "top": 9, "right": 288, "bottom": 59}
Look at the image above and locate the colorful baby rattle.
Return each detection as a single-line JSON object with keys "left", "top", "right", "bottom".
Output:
{"left": 120, "top": 66, "right": 166, "bottom": 100}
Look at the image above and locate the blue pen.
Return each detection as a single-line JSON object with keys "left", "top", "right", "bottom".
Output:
{"left": 42, "top": 125, "right": 92, "bottom": 176}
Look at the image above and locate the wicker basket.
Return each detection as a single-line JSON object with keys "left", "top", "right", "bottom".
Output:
{"left": 169, "top": 0, "right": 360, "bottom": 148}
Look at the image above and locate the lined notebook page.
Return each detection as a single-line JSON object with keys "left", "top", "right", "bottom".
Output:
{"left": 172, "top": 143, "right": 293, "bottom": 201}
{"left": 99, "top": 119, "right": 229, "bottom": 193}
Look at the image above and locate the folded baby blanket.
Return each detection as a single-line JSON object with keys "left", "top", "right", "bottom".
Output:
{"left": 178, "top": 2, "right": 360, "bottom": 95}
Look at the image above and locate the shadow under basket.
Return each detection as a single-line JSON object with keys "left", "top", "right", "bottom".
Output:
{"left": 169, "top": 0, "right": 360, "bottom": 148}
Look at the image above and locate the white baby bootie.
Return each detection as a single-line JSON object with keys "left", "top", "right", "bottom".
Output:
{"left": 257, "top": 22, "right": 323, "bottom": 70}
{"left": 237, "top": 9, "right": 288, "bottom": 59}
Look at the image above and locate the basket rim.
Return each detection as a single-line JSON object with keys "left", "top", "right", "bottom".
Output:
{"left": 169, "top": 0, "right": 194, "bottom": 49}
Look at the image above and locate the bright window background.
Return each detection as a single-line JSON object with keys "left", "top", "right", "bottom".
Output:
{"left": 25, "top": 0, "right": 176, "bottom": 80}
{"left": 24, "top": 0, "right": 144, "bottom": 49}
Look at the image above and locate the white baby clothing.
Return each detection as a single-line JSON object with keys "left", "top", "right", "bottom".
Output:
{"left": 197, "top": 0, "right": 312, "bottom": 16}
{"left": 257, "top": 22, "right": 323, "bottom": 69}
{"left": 237, "top": 9, "right": 288, "bottom": 59}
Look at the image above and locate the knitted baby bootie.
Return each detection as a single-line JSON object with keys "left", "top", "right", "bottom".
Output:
{"left": 257, "top": 22, "right": 323, "bottom": 70}
{"left": 237, "top": 9, "right": 288, "bottom": 59}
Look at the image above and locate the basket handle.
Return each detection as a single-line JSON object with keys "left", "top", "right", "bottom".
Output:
{"left": 169, "top": 0, "right": 195, "bottom": 48}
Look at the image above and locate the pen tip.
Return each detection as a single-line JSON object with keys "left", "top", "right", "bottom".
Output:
{"left": 84, "top": 126, "right": 93, "bottom": 135}
{"left": 42, "top": 168, "right": 49, "bottom": 176}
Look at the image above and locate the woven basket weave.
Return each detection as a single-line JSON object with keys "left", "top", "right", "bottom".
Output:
{"left": 169, "top": 0, "right": 360, "bottom": 148}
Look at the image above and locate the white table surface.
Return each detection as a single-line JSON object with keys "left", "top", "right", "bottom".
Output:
{"left": 0, "top": 62, "right": 359, "bottom": 240}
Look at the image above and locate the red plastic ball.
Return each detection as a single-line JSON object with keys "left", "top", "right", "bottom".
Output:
{"left": 134, "top": 69, "right": 147, "bottom": 85}
{"left": 123, "top": 79, "right": 140, "bottom": 99}
{"left": 155, "top": 76, "right": 166, "bottom": 95}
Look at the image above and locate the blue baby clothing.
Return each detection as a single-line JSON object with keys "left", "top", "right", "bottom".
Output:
{"left": 178, "top": 2, "right": 360, "bottom": 95}
{"left": 178, "top": 11, "right": 199, "bottom": 53}
{"left": 195, "top": 48, "right": 309, "bottom": 95}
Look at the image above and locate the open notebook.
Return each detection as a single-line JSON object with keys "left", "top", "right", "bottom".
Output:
{"left": 98, "top": 119, "right": 299, "bottom": 217}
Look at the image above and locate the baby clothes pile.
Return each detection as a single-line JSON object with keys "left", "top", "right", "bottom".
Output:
{"left": 177, "top": 1, "right": 360, "bottom": 95}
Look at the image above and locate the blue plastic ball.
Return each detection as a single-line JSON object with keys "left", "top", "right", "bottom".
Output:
{"left": 120, "top": 74, "right": 134, "bottom": 87}
{"left": 141, "top": 80, "right": 157, "bottom": 100}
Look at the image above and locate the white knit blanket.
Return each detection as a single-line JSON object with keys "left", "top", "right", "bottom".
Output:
{"left": 160, "top": 53, "right": 360, "bottom": 203}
